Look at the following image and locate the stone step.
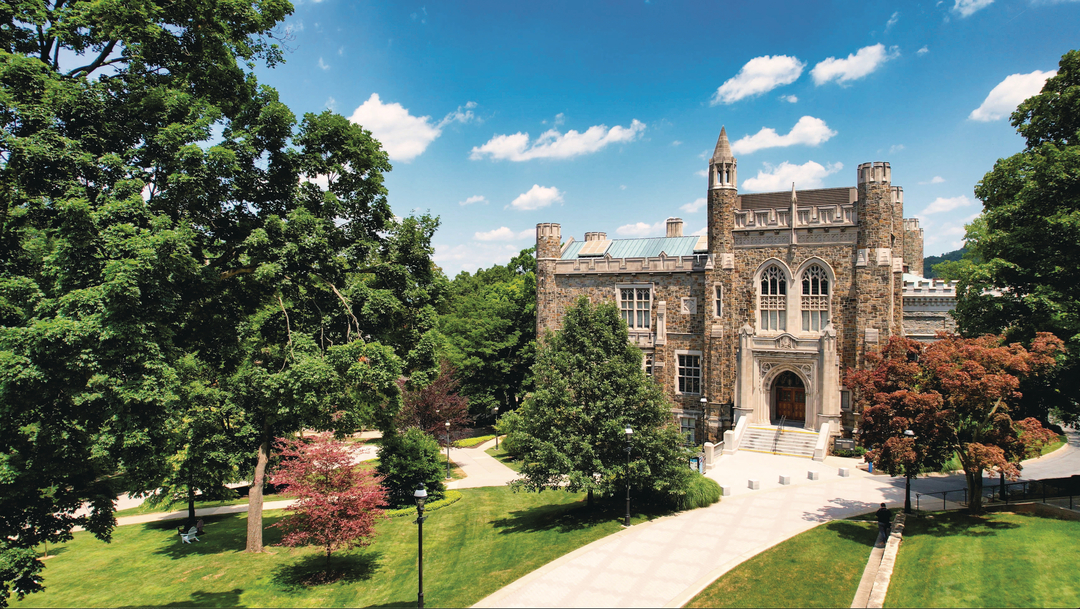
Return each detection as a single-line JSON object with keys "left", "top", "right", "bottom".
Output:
{"left": 739, "top": 428, "right": 817, "bottom": 457}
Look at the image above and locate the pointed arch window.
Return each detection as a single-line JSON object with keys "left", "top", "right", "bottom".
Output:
{"left": 801, "top": 265, "right": 830, "bottom": 332}
{"left": 759, "top": 266, "right": 786, "bottom": 331}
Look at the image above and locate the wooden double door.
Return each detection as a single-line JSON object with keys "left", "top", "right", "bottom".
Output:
{"left": 774, "top": 371, "right": 806, "bottom": 421}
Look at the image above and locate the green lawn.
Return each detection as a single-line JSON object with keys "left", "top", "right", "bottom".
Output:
{"left": 455, "top": 434, "right": 495, "bottom": 448}
{"left": 113, "top": 492, "right": 297, "bottom": 519}
{"left": 484, "top": 446, "right": 522, "bottom": 472}
{"left": 686, "top": 518, "right": 878, "bottom": 608}
{"left": 886, "top": 511, "right": 1080, "bottom": 608}
{"left": 17, "top": 486, "right": 649, "bottom": 608}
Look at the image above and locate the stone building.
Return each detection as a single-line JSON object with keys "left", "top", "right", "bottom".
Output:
{"left": 536, "top": 126, "right": 930, "bottom": 449}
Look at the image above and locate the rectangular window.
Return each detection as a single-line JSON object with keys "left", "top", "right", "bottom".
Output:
{"left": 677, "top": 353, "right": 701, "bottom": 394}
{"left": 643, "top": 351, "right": 654, "bottom": 377}
{"left": 713, "top": 284, "right": 723, "bottom": 318}
{"left": 680, "top": 417, "right": 696, "bottom": 446}
{"left": 619, "top": 286, "right": 651, "bottom": 329}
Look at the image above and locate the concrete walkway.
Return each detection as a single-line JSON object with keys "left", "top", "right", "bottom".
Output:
{"left": 474, "top": 432, "right": 1080, "bottom": 609}
{"left": 447, "top": 437, "right": 519, "bottom": 490}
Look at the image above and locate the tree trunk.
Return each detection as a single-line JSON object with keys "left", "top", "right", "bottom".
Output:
{"left": 587, "top": 488, "right": 592, "bottom": 508}
{"left": 187, "top": 486, "right": 196, "bottom": 521}
{"left": 245, "top": 426, "right": 271, "bottom": 553}
{"left": 966, "top": 467, "right": 985, "bottom": 513}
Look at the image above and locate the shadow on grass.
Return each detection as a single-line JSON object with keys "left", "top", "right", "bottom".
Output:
{"left": 37, "top": 546, "right": 70, "bottom": 558}
{"left": 491, "top": 496, "right": 669, "bottom": 535}
{"left": 905, "top": 512, "right": 1020, "bottom": 538}
{"left": 802, "top": 498, "right": 889, "bottom": 523}
{"left": 119, "top": 588, "right": 246, "bottom": 608}
{"left": 821, "top": 520, "right": 880, "bottom": 546}
{"left": 151, "top": 514, "right": 284, "bottom": 559}
{"left": 270, "top": 551, "right": 382, "bottom": 590}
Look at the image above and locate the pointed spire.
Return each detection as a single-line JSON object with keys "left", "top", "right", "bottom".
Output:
{"left": 791, "top": 182, "right": 797, "bottom": 203}
{"left": 711, "top": 126, "right": 733, "bottom": 161}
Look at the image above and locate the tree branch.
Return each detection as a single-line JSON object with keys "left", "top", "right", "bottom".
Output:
{"left": 278, "top": 294, "right": 293, "bottom": 371}
{"left": 219, "top": 266, "right": 256, "bottom": 281}
{"left": 314, "top": 274, "right": 361, "bottom": 341}
{"left": 67, "top": 40, "right": 119, "bottom": 78}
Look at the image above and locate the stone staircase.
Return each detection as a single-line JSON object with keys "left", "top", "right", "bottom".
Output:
{"left": 739, "top": 424, "right": 818, "bottom": 458}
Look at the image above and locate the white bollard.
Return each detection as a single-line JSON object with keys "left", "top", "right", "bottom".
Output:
{"left": 748, "top": 479, "right": 761, "bottom": 490}
{"left": 808, "top": 471, "right": 820, "bottom": 480}
{"left": 720, "top": 485, "right": 733, "bottom": 496}
{"left": 838, "top": 467, "right": 850, "bottom": 477}
{"left": 779, "top": 475, "right": 791, "bottom": 485}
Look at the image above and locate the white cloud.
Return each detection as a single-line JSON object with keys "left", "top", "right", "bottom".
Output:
{"left": 742, "top": 161, "right": 844, "bottom": 192}
{"left": 886, "top": 11, "right": 900, "bottom": 30}
{"left": 691, "top": 226, "right": 708, "bottom": 236}
{"left": 694, "top": 169, "right": 708, "bottom": 178}
{"left": 919, "top": 176, "right": 946, "bottom": 185}
{"left": 710, "top": 55, "right": 805, "bottom": 105}
{"left": 953, "top": 0, "right": 994, "bottom": 17}
{"left": 348, "top": 94, "right": 477, "bottom": 162}
{"left": 325, "top": 96, "right": 337, "bottom": 111}
{"left": 920, "top": 195, "right": 973, "bottom": 215}
{"left": 680, "top": 197, "right": 707, "bottom": 213}
{"left": 470, "top": 120, "right": 645, "bottom": 162}
{"left": 781, "top": 94, "right": 799, "bottom": 103}
{"left": 509, "top": 185, "right": 564, "bottom": 211}
{"left": 473, "top": 226, "right": 534, "bottom": 241}
{"left": 811, "top": 44, "right": 900, "bottom": 85}
{"left": 338, "top": 46, "right": 345, "bottom": 56}
{"left": 672, "top": 140, "right": 683, "bottom": 146}
{"left": 730, "top": 116, "right": 837, "bottom": 155}
{"left": 917, "top": 46, "right": 929, "bottom": 56}
{"left": 434, "top": 242, "right": 522, "bottom": 275}
{"left": 318, "top": 57, "right": 330, "bottom": 71}
{"left": 615, "top": 221, "right": 666, "bottom": 237}
{"left": 890, "top": 144, "right": 905, "bottom": 153}
{"left": 620, "top": 185, "right": 627, "bottom": 190}
{"left": 459, "top": 195, "right": 487, "bottom": 206}
{"left": 969, "top": 70, "right": 1056, "bottom": 122}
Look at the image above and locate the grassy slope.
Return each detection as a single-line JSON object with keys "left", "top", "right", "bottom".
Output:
{"left": 686, "top": 519, "right": 878, "bottom": 608}
{"left": 17, "top": 487, "right": 640, "bottom": 608}
{"left": 484, "top": 446, "right": 522, "bottom": 472}
{"left": 886, "top": 511, "right": 1080, "bottom": 608}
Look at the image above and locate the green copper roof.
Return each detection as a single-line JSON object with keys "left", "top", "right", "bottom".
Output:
{"left": 561, "top": 236, "right": 701, "bottom": 259}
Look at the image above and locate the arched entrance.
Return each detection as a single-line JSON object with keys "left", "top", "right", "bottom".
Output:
{"left": 772, "top": 370, "right": 806, "bottom": 422}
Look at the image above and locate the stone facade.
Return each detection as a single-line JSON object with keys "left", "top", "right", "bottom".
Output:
{"left": 536, "top": 126, "right": 930, "bottom": 444}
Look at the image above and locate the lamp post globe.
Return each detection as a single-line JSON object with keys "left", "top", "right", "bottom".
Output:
{"left": 699, "top": 397, "right": 707, "bottom": 444}
{"left": 624, "top": 427, "right": 633, "bottom": 527}
{"left": 903, "top": 429, "right": 915, "bottom": 514}
{"left": 413, "top": 484, "right": 428, "bottom": 609}
{"left": 494, "top": 406, "right": 499, "bottom": 450}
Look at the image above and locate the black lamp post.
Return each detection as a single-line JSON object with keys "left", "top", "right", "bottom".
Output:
{"left": 904, "top": 429, "right": 914, "bottom": 514}
{"left": 445, "top": 420, "right": 451, "bottom": 480}
{"left": 494, "top": 406, "right": 499, "bottom": 450}
{"left": 624, "top": 427, "right": 633, "bottom": 527}
{"left": 413, "top": 483, "right": 428, "bottom": 609}
{"left": 699, "top": 397, "right": 708, "bottom": 444}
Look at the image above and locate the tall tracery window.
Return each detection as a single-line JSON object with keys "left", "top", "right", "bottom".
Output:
{"left": 620, "top": 287, "right": 651, "bottom": 330}
{"left": 801, "top": 265, "right": 830, "bottom": 332}
{"left": 759, "top": 265, "right": 787, "bottom": 331}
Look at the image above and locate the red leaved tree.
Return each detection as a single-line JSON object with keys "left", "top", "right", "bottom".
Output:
{"left": 846, "top": 332, "right": 1064, "bottom": 512}
{"left": 270, "top": 434, "right": 388, "bottom": 569}
{"left": 397, "top": 360, "right": 470, "bottom": 443}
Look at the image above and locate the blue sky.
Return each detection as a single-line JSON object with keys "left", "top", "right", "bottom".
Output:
{"left": 254, "top": 0, "right": 1080, "bottom": 276}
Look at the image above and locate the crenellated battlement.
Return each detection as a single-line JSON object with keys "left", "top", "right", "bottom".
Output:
{"left": 733, "top": 204, "right": 857, "bottom": 229}
{"left": 857, "top": 161, "right": 891, "bottom": 184}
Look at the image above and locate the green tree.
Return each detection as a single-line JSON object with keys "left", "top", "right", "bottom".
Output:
{"left": 509, "top": 296, "right": 694, "bottom": 508}
{"left": 0, "top": 0, "right": 444, "bottom": 600}
{"left": 376, "top": 427, "right": 446, "bottom": 508}
{"left": 440, "top": 248, "right": 535, "bottom": 416}
{"left": 939, "top": 49, "right": 1080, "bottom": 426}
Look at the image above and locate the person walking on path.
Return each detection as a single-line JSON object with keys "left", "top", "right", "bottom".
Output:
{"left": 875, "top": 502, "right": 891, "bottom": 547}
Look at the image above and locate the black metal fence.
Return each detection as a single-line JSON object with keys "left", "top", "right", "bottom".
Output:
{"left": 914, "top": 475, "right": 1080, "bottom": 512}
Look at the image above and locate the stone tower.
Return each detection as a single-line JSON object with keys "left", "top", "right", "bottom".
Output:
{"left": 703, "top": 127, "right": 739, "bottom": 430}
{"left": 851, "top": 162, "right": 902, "bottom": 368}
{"left": 903, "top": 218, "right": 924, "bottom": 276}
{"left": 535, "top": 223, "right": 562, "bottom": 337}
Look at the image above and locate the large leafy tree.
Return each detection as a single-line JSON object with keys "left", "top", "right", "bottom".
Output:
{"left": 846, "top": 333, "right": 1063, "bottom": 512}
{"left": 938, "top": 49, "right": 1080, "bottom": 426}
{"left": 0, "top": 0, "right": 443, "bottom": 601}
{"left": 509, "top": 296, "right": 693, "bottom": 507}
{"left": 440, "top": 247, "right": 535, "bottom": 415}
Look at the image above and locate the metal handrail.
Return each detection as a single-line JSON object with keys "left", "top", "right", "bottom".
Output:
{"left": 772, "top": 416, "right": 787, "bottom": 453}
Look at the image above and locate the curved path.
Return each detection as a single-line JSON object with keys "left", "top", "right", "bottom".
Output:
{"left": 475, "top": 429, "right": 1080, "bottom": 609}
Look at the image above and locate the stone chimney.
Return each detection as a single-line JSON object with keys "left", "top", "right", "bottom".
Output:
{"left": 666, "top": 217, "right": 684, "bottom": 238}
{"left": 584, "top": 232, "right": 607, "bottom": 242}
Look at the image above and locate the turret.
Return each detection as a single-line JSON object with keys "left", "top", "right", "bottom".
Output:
{"left": 709, "top": 127, "right": 737, "bottom": 190}
{"left": 536, "top": 223, "right": 562, "bottom": 260}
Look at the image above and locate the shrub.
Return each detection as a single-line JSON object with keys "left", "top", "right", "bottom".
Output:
{"left": 495, "top": 410, "right": 525, "bottom": 457}
{"left": 454, "top": 435, "right": 495, "bottom": 448}
{"left": 657, "top": 473, "right": 721, "bottom": 511}
{"left": 376, "top": 427, "right": 446, "bottom": 508}
{"left": 384, "top": 490, "right": 463, "bottom": 517}
{"left": 833, "top": 446, "right": 868, "bottom": 458}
